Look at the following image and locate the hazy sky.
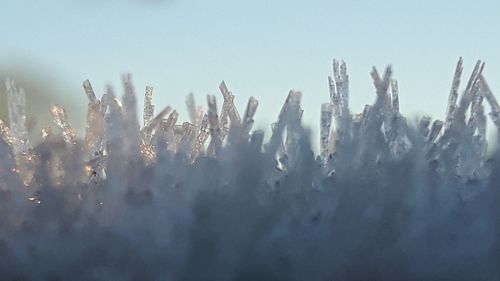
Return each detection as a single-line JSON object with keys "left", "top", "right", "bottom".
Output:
{"left": 1, "top": 0, "right": 499, "bottom": 141}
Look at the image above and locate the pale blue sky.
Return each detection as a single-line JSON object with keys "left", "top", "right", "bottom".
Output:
{"left": 1, "top": 0, "right": 499, "bottom": 142}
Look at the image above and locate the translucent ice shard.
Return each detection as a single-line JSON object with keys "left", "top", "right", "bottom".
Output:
{"left": 445, "top": 57, "right": 463, "bottom": 129}
{"left": 140, "top": 86, "right": 172, "bottom": 161}
{"left": 455, "top": 60, "right": 484, "bottom": 125}
{"left": 83, "top": 80, "right": 106, "bottom": 183}
{"left": 5, "top": 81, "right": 38, "bottom": 186}
{"left": 391, "top": 79, "right": 400, "bottom": 113}
{"left": 371, "top": 66, "right": 393, "bottom": 99}
{"left": 332, "top": 60, "right": 349, "bottom": 115}
{"left": 479, "top": 75, "right": 500, "bottom": 131}
{"left": 103, "top": 85, "right": 124, "bottom": 151}
{"left": 328, "top": 76, "right": 340, "bottom": 120}
{"left": 177, "top": 122, "right": 196, "bottom": 154}
{"left": 439, "top": 60, "right": 487, "bottom": 178}
{"left": 266, "top": 90, "right": 301, "bottom": 156}
{"left": 142, "top": 106, "right": 171, "bottom": 141}
{"left": 219, "top": 81, "right": 241, "bottom": 125}
{"left": 140, "top": 104, "right": 171, "bottom": 163}
{"left": 160, "top": 110, "right": 179, "bottom": 152}
{"left": 356, "top": 66, "right": 393, "bottom": 163}
{"left": 206, "top": 95, "right": 222, "bottom": 157}
{"left": 83, "top": 79, "right": 97, "bottom": 103}
{"left": 50, "top": 104, "right": 77, "bottom": 145}
{"left": 330, "top": 59, "right": 351, "bottom": 143}
{"left": 320, "top": 103, "right": 333, "bottom": 167}
{"left": 143, "top": 86, "right": 155, "bottom": 127}
{"left": 284, "top": 91, "right": 303, "bottom": 165}
{"left": 338, "top": 61, "right": 350, "bottom": 117}
{"left": 5, "top": 79, "right": 31, "bottom": 154}
{"left": 162, "top": 110, "right": 179, "bottom": 132}
{"left": 467, "top": 81, "right": 485, "bottom": 134}
{"left": 83, "top": 80, "right": 104, "bottom": 151}
{"left": 191, "top": 113, "right": 209, "bottom": 162}
{"left": 218, "top": 81, "right": 241, "bottom": 141}
{"left": 241, "top": 97, "right": 259, "bottom": 137}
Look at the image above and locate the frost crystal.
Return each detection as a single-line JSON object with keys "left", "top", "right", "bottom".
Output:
{"left": 320, "top": 103, "right": 333, "bottom": 168}
{"left": 50, "top": 104, "right": 77, "bottom": 145}
{"left": 241, "top": 96, "right": 259, "bottom": 137}
{"left": 1, "top": 60, "right": 500, "bottom": 280}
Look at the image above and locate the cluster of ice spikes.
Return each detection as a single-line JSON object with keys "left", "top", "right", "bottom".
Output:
{"left": 1, "top": 58, "right": 497, "bottom": 190}
{"left": 321, "top": 58, "right": 499, "bottom": 179}
{"left": 1, "top": 58, "right": 500, "bottom": 280}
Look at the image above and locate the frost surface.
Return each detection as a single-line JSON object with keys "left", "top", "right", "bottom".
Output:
{"left": 1, "top": 59, "right": 500, "bottom": 280}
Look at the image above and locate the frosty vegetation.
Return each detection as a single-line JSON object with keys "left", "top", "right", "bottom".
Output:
{"left": 1, "top": 58, "right": 500, "bottom": 280}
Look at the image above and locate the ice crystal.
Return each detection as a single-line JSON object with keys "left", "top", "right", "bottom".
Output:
{"left": 50, "top": 104, "right": 77, "bottom": 145}
{"left": 1, "top": 59, "right": 500, "bottom": 280}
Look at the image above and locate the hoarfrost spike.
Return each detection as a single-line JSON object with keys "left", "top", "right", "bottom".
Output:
{"left": 50, "top": 104, "right": 77, "bottom": 145}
